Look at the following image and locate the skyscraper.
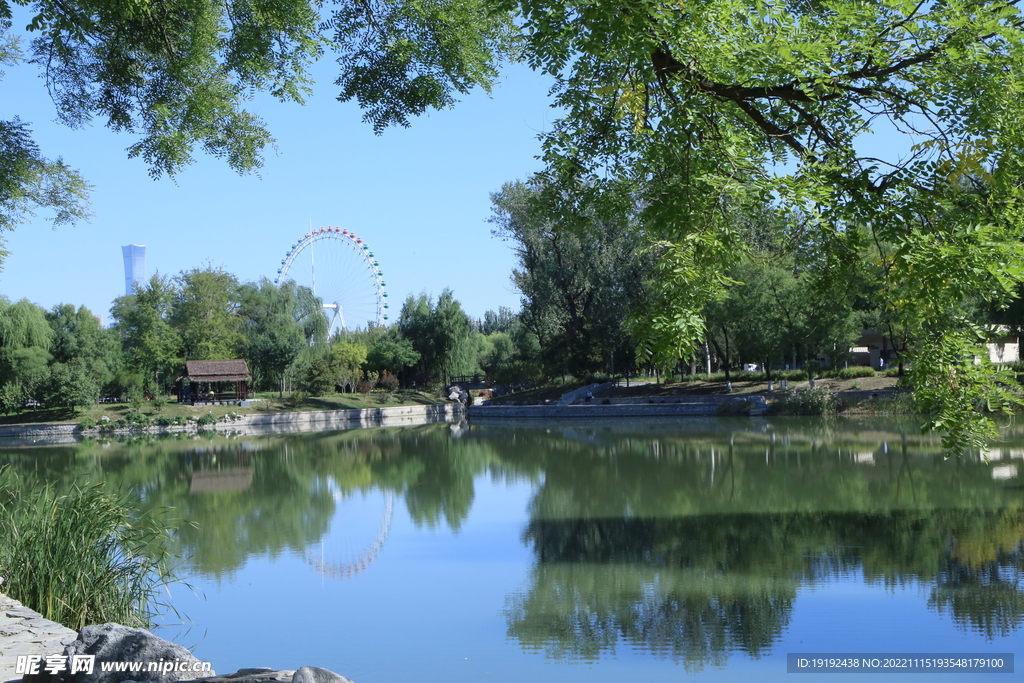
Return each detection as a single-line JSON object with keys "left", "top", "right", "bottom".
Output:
{"left": 122, "top": 244, "right": 146, "bottom": 295}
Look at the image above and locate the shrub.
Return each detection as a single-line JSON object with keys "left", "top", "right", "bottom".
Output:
{"left": 0, "top": 467, "right": 173, "bottom": 629}
{"left": 770, "top": 387, "right": 842, "bottom": 415}
{"left": 0, "top": 381, "right": 28, "bottom": 415}
{"left": 826, "top": 366, "right": 877, "bottom": 380}
{"left": 77, "top": 417, "right": 97, "bottom": 431}
{"left": 776, "top": 370, "right": 808, "bottom": 382}
{"left": 155, "top": 416, "right": 176, "bottom": 427}
{"left": 285, "top": 391, "right": 307, "bottom": 409}
{"left": 356, "top": 379, "right": 375, "bottom": 395}
{"left": 196, "top": 412, "right": 217, "bottom": 426}
{"left": 377, "top": 371, "right": 400, "bottom": 393}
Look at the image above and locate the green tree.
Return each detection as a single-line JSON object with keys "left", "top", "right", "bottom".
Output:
{"left": 397, "top": 289, "right": 476, "bottom": 386}
{"left": 0, "top": 118, "right": 90, "bottom": 259}
{"left": 46, "top": 303, "right": 120, "bottom": 390}
{"left": 509, "top": 0, "right": 1024, "bottom": 451}
{"left": 0, "top": 297, "right": 52, "bottom": 411}
{"left": 0, "top": 0, "right": 515, "bottom": 263}
{"left": 365, "top": 333, "right": 421, "bottom": 384}
{"left": 480, "top": 306, "right": 517, "bottom": 335}
{"left": 40, "top": 358, "right": 99, "bottom": 410}
{"left": 331, "top": 341, "right": 368, "bottom": 391}
{"left": 237, "top": 278, "right": 326, "bottom": 393}
{"left": 110, "top": 274, "right": 182, "bottom": 395}
{"left": 171, "top": 266, "right": 243, "bottom": 361}
{"left": 490, "top": 179, "right": 647, "bottom": 378}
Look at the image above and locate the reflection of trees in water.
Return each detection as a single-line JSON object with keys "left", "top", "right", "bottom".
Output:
{"left": 0, "top": 426, "right": 505, "bottom": 579}
{"left": 505, "top": 563, "right": 794, "bottom": 671}
{"left": 928, "top": 509, "right": 1024, "bottom": 638}
{"left": 508, "top": 510, "right": 1024, "bottom": 665}
{"left": 931, "top": 560, "right": 1024, "bottom": 638}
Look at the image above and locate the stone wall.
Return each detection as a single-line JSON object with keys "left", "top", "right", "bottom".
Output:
{"left": 0, "top": 404, "right": 466, "bottom": 445}
{"left": 468, "top": 402, "right": 723, "bottom": 419}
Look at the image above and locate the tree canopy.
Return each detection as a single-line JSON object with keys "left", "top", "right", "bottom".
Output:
{"left": 5, "top": 0, "right": 1024, "bottom": 448}
{"left": 0, "top": 0, "right": 517, "bottom": 256}
{"left": 506, "top": 0, "right": 1024, "bottom": 451}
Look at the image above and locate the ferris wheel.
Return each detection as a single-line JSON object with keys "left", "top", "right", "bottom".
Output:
{"left": 274, "top": 226, "right": 389, "bottom": 334}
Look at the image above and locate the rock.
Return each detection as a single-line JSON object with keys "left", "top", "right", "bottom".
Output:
{"left": 32, "top": 622, "right": 215, "bottom": 683}
{"left": 291, "top": 668, "right": 353, "bottom": 683}
{"left": 191, "top": 671, "right": 294, "bottom": 683}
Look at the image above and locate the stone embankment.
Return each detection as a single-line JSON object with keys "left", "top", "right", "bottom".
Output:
{"left": 0, "top": 593, "right": 78, "bottom": 682}
{"left": 471, "top": 393, "right": 772, "bottom": 419}
{"left": 0, "top": 404, "right": 465, "bottom": 445}
{"left": 1, "top": 595, "right": 354, "bottom": 683}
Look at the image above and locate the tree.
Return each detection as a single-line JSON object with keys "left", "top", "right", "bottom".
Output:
{"left": 236, "top": 278, "right": 325, "bottom": 393}
{"left": 0, "top": 297, "right": 52, "bottom": 411}
{"left": 171, "top": 266, "right": 243, "bottom": 360}
{"left": 40, "top": 358, "right": 99, "bottom": 410}
{"left": 490, "top": 179, "right": 648, "bottom": 378}
{"left": 396, "top": 289, "right": 476, "bottom": 385}
{"left": 0, "top": 118, "right": 90, "bottom": 258}
{"left": 46, "top": 303, "right": 120, "bottom": 394}
{"left": 110, "top": 274, "right": 181, "bottom": 395}
{"left": 508, "top": 0, "right": 1024, "bottom": 451}
{"left": 480, "top": 307, "right": 517, "bottom": 335}
{"left": 365, "top": 333, "right": 420, "bottom": 385}
{"left": 331, "top": 340, "right": 369, "bottom": 392}
{"left": 0, "top": 0, "right": 516, "bottom": 264}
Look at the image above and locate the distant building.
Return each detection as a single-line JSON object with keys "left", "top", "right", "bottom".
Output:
{"left": 122, "top": 244, "right": 146, "bottom": 295}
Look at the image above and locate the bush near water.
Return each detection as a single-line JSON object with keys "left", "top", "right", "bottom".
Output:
{"left": 0, "top": 466, "right": 171, "bottom": 629}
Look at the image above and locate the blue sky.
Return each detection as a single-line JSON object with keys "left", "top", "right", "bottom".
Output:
{"left": 0, "top": 51, "right": 558, "bottom": 325}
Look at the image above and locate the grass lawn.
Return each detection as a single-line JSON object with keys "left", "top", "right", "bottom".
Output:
{"left": 0, "top": 390, "right": 447, "bottom": 426}
{"left": 606, "top": 374, "right": 901, "bottom": 397}
{"left": 483, "top": 380, "right": 592, "bottom": 405}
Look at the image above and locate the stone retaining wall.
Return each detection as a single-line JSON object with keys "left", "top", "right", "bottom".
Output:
{"left": 0, "top": 404, "right": 465, "bottom": 444}
{"left": 469, "top": 402, "right": 723, "bottom": 419}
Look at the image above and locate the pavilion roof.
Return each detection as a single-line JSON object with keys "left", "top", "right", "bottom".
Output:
{"left": 185, "top": 359, "right": 251, "bottom": 382}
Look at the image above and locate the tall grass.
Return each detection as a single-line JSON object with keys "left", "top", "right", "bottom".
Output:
{"left": 0, "top": 467, "right": 173, "bottom": 629}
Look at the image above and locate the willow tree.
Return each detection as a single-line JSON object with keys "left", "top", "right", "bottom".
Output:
{"left": 506, "top": 0, "right": 1024, "bottom": 452}
{"left": 0, "top": 296, "right": 52, "bottom": 411}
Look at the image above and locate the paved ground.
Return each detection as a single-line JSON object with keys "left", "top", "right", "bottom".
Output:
{"left": 0, "top": 592, "right": 78, "bottom": 682}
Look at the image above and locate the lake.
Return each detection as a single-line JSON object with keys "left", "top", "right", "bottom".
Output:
{"left": 3, "top": 416, "right": 1022, "bottom": 682}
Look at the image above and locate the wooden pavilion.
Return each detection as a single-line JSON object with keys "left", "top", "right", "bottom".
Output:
{"left": 179, "top": 359, "right": 251, "bottom": 403}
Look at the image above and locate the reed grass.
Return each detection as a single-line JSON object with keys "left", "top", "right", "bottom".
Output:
{"left": 0, "top": 466, "right": 172, "bottom": 629}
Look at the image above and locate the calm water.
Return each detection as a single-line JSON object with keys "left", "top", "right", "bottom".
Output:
{"left": 3, "top": 417, "right": 1023, "bottom": 682}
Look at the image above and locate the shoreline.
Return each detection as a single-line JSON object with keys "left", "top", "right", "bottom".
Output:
{"left": 0, "top": 403, "right": 466, "bottom": 445}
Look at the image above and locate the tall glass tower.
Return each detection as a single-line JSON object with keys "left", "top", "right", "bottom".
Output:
{"left": 122, "top": 244, "right": 147, "bottom": 295}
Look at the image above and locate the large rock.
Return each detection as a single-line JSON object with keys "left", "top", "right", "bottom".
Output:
{"left": 291, "top": 668, "right": 353, "bottom": 683}
{"left": 24, "top": 623, "right": 215, "bottom": 683}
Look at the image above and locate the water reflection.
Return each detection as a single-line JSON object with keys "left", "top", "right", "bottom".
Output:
{"left": 2, "top": 417, "right": 1022, "bottom": 672}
